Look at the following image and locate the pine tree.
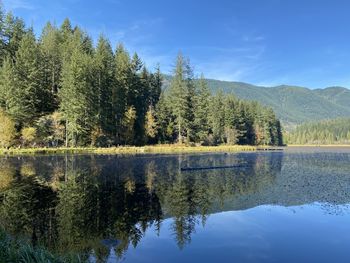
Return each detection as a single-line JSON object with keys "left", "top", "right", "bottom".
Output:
{"left": 60, "top": 18, "right": 73, "bottom": 40}
{"left": 114, "top": 44, "right": 131, "bottom": 143}
{"left": 148, "top": 64, "right": 162, "bottom": 107}
{"left": 59, "top": 46, "right": 96, "bottom": 146}
{"left": 0, "top": 58, "right": 21, "bottom": 122}
{"left": 0, "top": 5, "right": 5, "bottom": 64}
{"left": 130, "top": 54, "right": 148, "bottom": 145}
{"left": 40, "top": 22, "right": 62, "bottom": 110}
{"left": 209, "top": 90, "right": 225, "bottom": 144}
{"left": 15, "top": 31, "right": 49, "bottom": 116}
{"left": 155, "top": 91, "right": 174, "bottom": 143}
{"left": 59, "top": 18, "right": 74, "bottom": 63}
{"left": 0, "top": 32, "right": 45, "bottom": 126}
{"left": 168, "top": 53, "right": 196, "bottom": 143}
{"left": 223, "top": 95, "right": 241, "bottom": 144}
{"left": 129, "top": 53, "right": 143, "bottom": 106}
{"left": 169, "top": 53, "right": 187, "bottom": 143}
{"left": 183, "top": 59, "right": 196, "bottom": 142}
{"left": 194, "top": 74, "right": 210, "bottom": 142}
{"left": 2, "top": 12, "right": 27, "bottom": 61}
{"left": 94, "top": 35, "right": 115, "bottom": 137}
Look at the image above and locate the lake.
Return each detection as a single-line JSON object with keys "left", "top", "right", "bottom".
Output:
{"left": 1, "top": 147, "right": 350, "bottom": 262}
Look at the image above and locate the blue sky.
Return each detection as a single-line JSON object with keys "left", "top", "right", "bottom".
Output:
{"left": 2, "top": 0, "right": 350, "bottom": 88}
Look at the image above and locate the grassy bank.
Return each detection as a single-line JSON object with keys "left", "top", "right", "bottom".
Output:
{"left": 0, "top": 144, "right": 276, "bottom": 156}
{"left": 0, "top": 229, "right": 82, "bottom": 263}
{"left": 286, "top": 144, "right": 350, "bottom": 147}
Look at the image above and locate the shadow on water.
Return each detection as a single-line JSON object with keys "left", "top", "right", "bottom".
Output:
{"left": 0, "top": 150, "right": 350, "bottom": 261}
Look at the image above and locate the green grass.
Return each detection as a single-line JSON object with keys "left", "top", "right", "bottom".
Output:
{"left": 0, "top": 229, "right": 83, "bottom": 263}
{"left": 0, "top": 144, "right": 274, "bottom": 156}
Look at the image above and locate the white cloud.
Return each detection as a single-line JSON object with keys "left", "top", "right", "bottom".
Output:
{"left": 2, "top": 0, "right": 35, "bottom": 10}
{"left": 242, "top": 35, "right": 265, "bottom": 42}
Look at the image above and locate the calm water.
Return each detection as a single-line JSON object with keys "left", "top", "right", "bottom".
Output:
{"left": 1, "top": 148, "right": 350, "bottom": 262}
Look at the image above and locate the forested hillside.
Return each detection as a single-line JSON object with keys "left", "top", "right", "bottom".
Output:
{"left": 285, "top": 118, "right": 350, "bottom": 145}
{"left": 165, "top": 78, "right": 350, "bottom": 128}
{"left": 0, "top": 7, "right": 283, "bottom": 148}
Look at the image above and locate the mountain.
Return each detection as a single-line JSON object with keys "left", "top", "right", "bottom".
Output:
{"left": 205, "top": 80, "right": 350, "bottom": 128}
{"left": 163, "top": 76, "right": 350, "bottom": 129}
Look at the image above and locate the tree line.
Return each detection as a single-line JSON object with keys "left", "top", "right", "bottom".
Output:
{"left": 0, "top": 7, "right": 283, "bottom": 147}
{"left": 285, "top": 118, "right": 350, "bottom": 145}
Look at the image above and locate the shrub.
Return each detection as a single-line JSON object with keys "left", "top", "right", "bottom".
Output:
{"left": 224, "top": 127, "right": 239, "bottom": 145}
{"left": 21, "top": 127, "right": 37, "bottom": 146}
{"left": 36, "top": 112, "right": 65, "bottom": 147}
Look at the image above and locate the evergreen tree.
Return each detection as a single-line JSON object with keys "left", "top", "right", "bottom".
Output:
{"left": 194, "top": 74, "right": 211, "bottom": 142}
{"left": 0, "top": 58, "right": 21, "bottom": 122}
{"left": 155, "top": 92, "right": 174, "bottom": 143}
{"left": 59, "top": 46, "right": 96, "bottom": 146}
{"left": 169, "top": 53, "right": 187, "bottom": 143}
{"left": 94, "top": 35, "right": 115, "bottom": 138}
{"left": 114, "top": 44, "right": 131, "bottom": 144}
{"left": 60, "top": 18, "right": 73, "bottom": 41}
{"left": 183, "top": 59, "right": 196, "bottom": 142}
{"left": 2, "top": 12, "right": 27, "bottom": 61}
{"left": 130, "top": 54, "right": 148, "bottom": 145}
{"left": 59, "top": 18, "right": 74, "bottom": 63}
{"left": 14, "top": 31, "right": 48, "bottom": 119}
{"left": 209, "top": 90, "right": 225, "bottom": 144}
{"left": 148, "top": 65, "right": 162, "bottom": 107}
{"left": 0, "top": 32, "right": 45, "bottom": 126}
{"left": 286, "top": 118, "right": 350, "bottom": 145}
{"left": 0, "top": 5, "right": 5, "bottom": 64}
{"left": 40, "top": 22, "right": 62, "bottom": 110}
{"left": 168, "top": 53, "right": 196, "bottom": 143}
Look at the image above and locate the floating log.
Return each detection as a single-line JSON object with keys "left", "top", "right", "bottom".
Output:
{"left": 257, "top": 148, "right": 284, "bottom": 151}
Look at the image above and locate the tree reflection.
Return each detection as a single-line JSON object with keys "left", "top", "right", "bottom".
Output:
{"left": 0, "top": 152, "right": 283, "bottom": 259}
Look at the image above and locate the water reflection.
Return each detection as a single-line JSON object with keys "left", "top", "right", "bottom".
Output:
{"left": 0, "top": 151, "right": 350, "bottom": 261}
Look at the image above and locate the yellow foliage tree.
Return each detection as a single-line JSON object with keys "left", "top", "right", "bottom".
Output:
{"left": 0, "top": 110, "right": 16, "bottom": 148}
{"left": 122, "top": 106, "right": 136, "bottom": 145}
{"left": 21, "top": 127, "right": 37, "bottom": 146}
{"left": 145, "top": 106, "right": 158, "bottom": 140}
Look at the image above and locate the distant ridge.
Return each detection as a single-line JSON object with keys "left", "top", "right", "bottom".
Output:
{"left": 163, "top": 75, "right": 350, "bottom": 129}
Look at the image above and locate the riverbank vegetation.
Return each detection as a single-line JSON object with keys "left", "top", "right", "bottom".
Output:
{"left": 0, "top": 6, "right": 283, "bottom": 149}
{"left": 0, "top": 229, "right": 82, "bottom": 263}
{"left": 285, "top": 118, "right": 350, "bottom": 145}
{"left": 0, "top": 145, "right": 262, "bottom": 156}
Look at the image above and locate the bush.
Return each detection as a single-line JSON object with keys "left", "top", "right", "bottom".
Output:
{"left": 21, "top": 127, "right": 37, "bottom": 146}
{"left": 0, "top": 110, "right": 16, "bottom": 148}
{"left": 201, "top": 134, "right": 215, "bottom": 146}
{"left": 36, "top": 112, "right": 65, "bottom": 147}
{"left": 224, "top": 127, "right": 239, "bottom": 145}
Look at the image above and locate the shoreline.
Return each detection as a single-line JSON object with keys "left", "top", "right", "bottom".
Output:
{"left": 1, "top": 145, "right": 349, "bottom": 156}
{"left": 0, "top": 145, "right": 276, "bottom": 156}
